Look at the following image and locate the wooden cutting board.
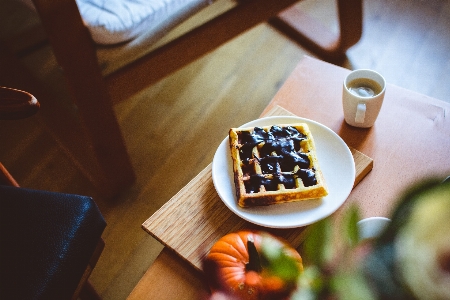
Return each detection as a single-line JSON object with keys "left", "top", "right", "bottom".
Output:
{"left": 142, "top": 106, "right": 373, "bottom": 271}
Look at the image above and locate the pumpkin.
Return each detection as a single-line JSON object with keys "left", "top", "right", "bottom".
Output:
{"left": 204, "top": 231, "right": 303, "bottom": 300}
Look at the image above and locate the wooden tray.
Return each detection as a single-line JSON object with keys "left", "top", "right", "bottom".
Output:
{"left": 142, "top": 106, "right": 373, "bottom": 271}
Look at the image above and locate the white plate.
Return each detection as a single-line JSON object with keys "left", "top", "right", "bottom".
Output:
{"left": 212, "top": 116, "right": 355, "bottom": 228}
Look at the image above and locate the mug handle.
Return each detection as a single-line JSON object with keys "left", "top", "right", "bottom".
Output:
{"left": 355, "top": 102, "right": 366, "bottom": 123}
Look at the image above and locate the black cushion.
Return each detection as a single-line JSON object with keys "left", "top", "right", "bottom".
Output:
{"left": 0, "top": 185, "right": 106, "bottom": 300}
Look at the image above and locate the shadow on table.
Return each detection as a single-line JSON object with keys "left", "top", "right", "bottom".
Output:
{"left": 337, "top": 120, "right": 374, "bottom": 150}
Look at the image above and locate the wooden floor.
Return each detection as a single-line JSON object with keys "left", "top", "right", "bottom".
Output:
{"left": 1, "top": 0, "right": 449, "bottom": 299}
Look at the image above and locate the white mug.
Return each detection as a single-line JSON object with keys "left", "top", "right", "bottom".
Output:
{"left": 357, "top": 217, "right": 391, "bottom": 241}
{"left": 342, "top": 69, "right": 386, "bottom": 128}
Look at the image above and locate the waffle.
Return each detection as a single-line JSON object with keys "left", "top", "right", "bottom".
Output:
{"left": 229, "top": 123, "right": 328, "bottom": 207}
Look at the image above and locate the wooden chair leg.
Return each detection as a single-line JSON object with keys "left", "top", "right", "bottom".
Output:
{"left": 270, "top": 0, "right": 363, "bottom": 63}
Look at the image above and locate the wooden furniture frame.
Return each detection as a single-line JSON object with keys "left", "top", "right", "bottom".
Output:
{"left": 0, "top": 88, "right": 104, "bottom": 300}
{"left": 1, "top": 0, "right": 362, "bottom": 198}
{"left": 270, "top": 0, "right": 363, "bottom": 62}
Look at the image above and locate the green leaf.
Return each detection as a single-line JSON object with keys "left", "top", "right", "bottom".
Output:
{"left": 343, "top": 204, "right": 361, "bottom": 248}
{"left": 331, "top": 270, "right": 376, "bottom": 300}
{"left": 260, "top": 235, "right": 301, "bottom": 282}
{"left": 292, "top": 266, "right": 324, "bottom": 300}
{"left": 268, "top": 252, "right": 301, "bottom": 282}
{"left": 302, "top": 217, "right": 333, "bottom": 267}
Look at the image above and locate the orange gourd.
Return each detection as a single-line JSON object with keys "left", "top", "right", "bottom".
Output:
{"left": 204, "top": 231, "right": 303, "bottom": 300}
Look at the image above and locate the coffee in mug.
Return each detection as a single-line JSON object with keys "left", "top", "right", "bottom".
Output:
{"left": 347, "top": 78, "right": 383, "bottom": 98}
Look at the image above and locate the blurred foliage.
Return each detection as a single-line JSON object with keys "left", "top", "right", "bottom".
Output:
{"left": 207, "top": 178, "right": 450, "bottom": 300}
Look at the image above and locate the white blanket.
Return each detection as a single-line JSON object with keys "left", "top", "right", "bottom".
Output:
{"left": 77, "top": 0, "right": 210, "bottom": 44}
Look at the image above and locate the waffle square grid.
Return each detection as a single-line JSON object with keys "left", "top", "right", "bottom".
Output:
{"left": 229, "top": 123, "right": 328, "bottom": 207}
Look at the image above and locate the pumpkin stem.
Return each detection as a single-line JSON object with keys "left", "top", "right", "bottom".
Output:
{"left": 246, "top": 235, "right": 262, "bottom": 273}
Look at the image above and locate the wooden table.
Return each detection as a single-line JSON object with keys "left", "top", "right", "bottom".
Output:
{"left": 127, "top": 56, "right": 450, "bottom": 300}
